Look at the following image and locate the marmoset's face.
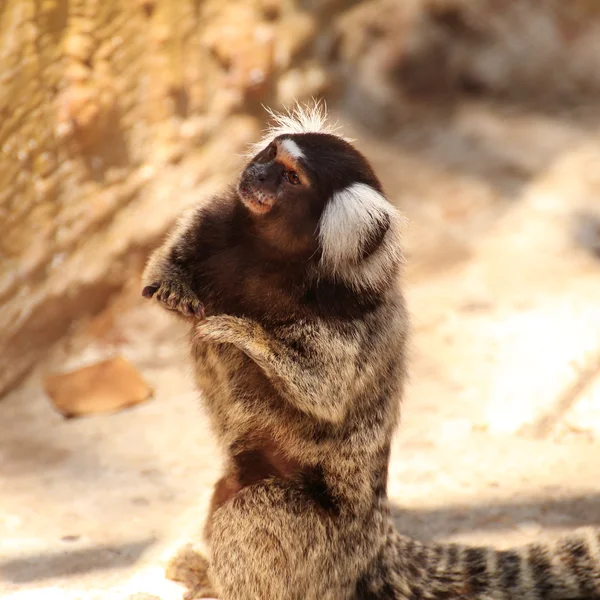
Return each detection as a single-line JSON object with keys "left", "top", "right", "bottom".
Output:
{"left": 238, "top": 132, "right": 382, "bottom": 218}
{"left": 238, "top": 136, "right": 315, "bottom": 217}
{"left": 237, "top": 132, "right": 386, "bottom": 259}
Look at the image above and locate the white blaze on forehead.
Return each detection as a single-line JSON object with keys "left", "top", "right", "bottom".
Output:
{"left": 319, "top": 182, "right": 394, "bottom": 271}
{"left": 280, "top": 138, "right": 305, "bottom": 160}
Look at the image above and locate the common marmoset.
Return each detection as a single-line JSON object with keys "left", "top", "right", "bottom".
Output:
{"left": 142, "top": 104, "right": 600, "bottom": 599}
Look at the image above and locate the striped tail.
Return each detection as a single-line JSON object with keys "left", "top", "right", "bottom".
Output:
{"left": 356, "top": 526, "right": 600, "bottom": 599}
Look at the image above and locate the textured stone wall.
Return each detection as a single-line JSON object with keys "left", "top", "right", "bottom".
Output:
{"left": 0, "top": 0, "right": 344, "bottom": 396}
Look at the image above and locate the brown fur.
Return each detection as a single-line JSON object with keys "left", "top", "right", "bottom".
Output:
{"left": 143, "top": 106, "right": 600, "bottom": 599}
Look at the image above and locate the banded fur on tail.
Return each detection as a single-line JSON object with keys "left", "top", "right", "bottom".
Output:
{"left": 357, "top": 527, "right": 600, "bottom": 599}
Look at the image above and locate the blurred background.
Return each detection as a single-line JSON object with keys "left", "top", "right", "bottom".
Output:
{"left": 1, "top": 0, "right": 600, "bottom": 598}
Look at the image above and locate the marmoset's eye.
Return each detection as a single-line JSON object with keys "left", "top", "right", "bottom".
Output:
{"left": 285, "top": 171, "right": 300, "bottom": 185}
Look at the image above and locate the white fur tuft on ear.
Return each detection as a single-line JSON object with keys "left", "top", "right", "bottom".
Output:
{"left": 319, "top": 183, "right": 404, "bottom": 289}
{"left": 245, "top": 99, "right": 352, "bottom": 158}
{"left": 319, "top": 183, "right": 391, "bottom": 270}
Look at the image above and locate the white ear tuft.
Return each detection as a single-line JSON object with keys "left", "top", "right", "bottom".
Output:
{"left": 319, "top": 183, "right": 404, "bottom": 289}
{"left": 319, "top": 182, "right": 391, "bottom": 270}
{"left": 245, "top": 99, "right": 353, "bottom": 158}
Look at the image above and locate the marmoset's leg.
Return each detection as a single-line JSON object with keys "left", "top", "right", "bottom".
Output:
{"left": 207, "top": 479, "right": 360, "bottom": 600}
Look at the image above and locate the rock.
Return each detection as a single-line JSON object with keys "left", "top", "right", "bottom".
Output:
{"left": 43, "top": 356, "right": 154, "bottom": 418}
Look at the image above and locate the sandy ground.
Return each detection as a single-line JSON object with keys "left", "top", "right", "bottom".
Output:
{"left": 1, "top": 100, "right": 600, "bottom": 599}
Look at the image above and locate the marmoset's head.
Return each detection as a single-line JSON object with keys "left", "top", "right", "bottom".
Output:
{"left": 238, "top": 102, "right": 403, "bottom": 289}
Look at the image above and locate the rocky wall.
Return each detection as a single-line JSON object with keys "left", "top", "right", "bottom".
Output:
{"left": 335, "top": 0, "right": 600, "bottom": 127}
{"left": 0, "top": 0, "right": 346, "bottom": 397}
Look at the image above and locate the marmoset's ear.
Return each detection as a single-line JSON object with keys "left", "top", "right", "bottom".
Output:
{"left": 318, "top": 182, "right": 404, "bottom": 291}
{"left": 319, "top": 183, "right": 393, "bottom": 269}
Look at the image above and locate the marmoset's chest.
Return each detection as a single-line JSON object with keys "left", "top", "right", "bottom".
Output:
{"left": 191, "top": 340, "right": 299, "bottom": 440}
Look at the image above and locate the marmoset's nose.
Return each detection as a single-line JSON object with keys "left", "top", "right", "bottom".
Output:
{"left": 250, "top": 163, "right": 268, "bottom": 181}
